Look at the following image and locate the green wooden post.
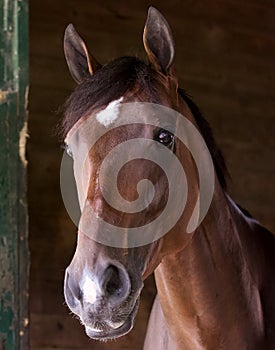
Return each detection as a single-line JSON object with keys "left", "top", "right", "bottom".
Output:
{"left": 0, "top": 0, "right": 29, "bottom": 349}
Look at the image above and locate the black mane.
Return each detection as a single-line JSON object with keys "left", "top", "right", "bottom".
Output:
{"left": 59, "top": 56, "right": 228, "bottom": 189}
{"left": 178, "top": 89, "right": 228, "bottom": 189}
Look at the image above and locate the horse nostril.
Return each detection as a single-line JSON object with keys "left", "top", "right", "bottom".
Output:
{"left": 103, "top": 265, "right": 130, "bottom": 300}
{"left": 105, "top": 266, "right": 120, "bottom": 296}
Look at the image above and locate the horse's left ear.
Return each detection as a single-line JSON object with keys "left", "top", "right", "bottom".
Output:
{"left": 143, "top": 7, "right": 175, "bottom": 74}
{"left": 64, "top": 24, "right": 101, "bottom": 84}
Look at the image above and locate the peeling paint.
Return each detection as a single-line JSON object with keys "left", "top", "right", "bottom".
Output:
{"left": 19, "top": 121, "right": 28, "bottom": 167}
{"left": 0, "top": 90, "right": 9, "bottom": 104}
{"left": 24, "top": 85, "right": 29, "bottom": 111}
{"left": 23, "top": 318, "right": 28, "bottom": 327}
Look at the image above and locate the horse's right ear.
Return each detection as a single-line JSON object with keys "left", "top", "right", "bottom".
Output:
{"left": 64, "top": 24, "right": 101, "bottom": 84}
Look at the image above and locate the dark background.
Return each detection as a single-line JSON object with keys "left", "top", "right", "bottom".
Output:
{"left": 28, "top": 1, "right": 275, "bottom": 349}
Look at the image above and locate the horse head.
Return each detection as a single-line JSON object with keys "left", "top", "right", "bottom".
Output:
{"left": 61, "top": 7, "right": 215, "bottom": 341}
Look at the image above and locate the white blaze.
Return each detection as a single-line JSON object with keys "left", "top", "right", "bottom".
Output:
{"left": 96, "top": 97, "right": 124, "bottom": 127}
{"left": 82, "top": 275, "right": 97, "bottom": 304}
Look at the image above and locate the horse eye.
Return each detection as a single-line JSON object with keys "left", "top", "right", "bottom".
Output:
{"left": 65, "top": 144, "right": 73, "bottom": 158}
{"left": 156, "top": 129, "right": 174, "bottom": 147}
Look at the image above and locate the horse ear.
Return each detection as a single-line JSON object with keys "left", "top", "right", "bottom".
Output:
{"left": 143, "top": 7, "right": 175, "bottom": 74}
{"left": 64, "top": 24, "right": 101, "bottom": 84}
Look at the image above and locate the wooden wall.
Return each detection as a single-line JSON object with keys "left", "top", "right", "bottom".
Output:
{"left": 29, "top": 1, "right": 275, "bottom": 349}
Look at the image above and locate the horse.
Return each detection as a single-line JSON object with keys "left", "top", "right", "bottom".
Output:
{"left": 60, "top": 7, "right": 275, "bottom": 350}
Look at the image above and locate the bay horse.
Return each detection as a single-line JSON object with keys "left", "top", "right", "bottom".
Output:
{"left": 61, "top": 7, "right": 275, "bottom": 349}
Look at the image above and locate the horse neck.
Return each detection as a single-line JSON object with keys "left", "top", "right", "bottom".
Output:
{"left": 154, "top": 183, "right": 264, "bottom": 349}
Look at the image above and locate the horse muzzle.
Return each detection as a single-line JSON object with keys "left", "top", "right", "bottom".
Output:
{"left": 84, "top": 296, "right": 140, "bottom": 340}
{"left": 64, "top": 261, "right": 143, "bottom": 340}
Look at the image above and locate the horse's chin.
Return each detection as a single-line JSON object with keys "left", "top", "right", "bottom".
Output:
{"left": 85, "top": 297, "right": 140, "bottom": 341}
